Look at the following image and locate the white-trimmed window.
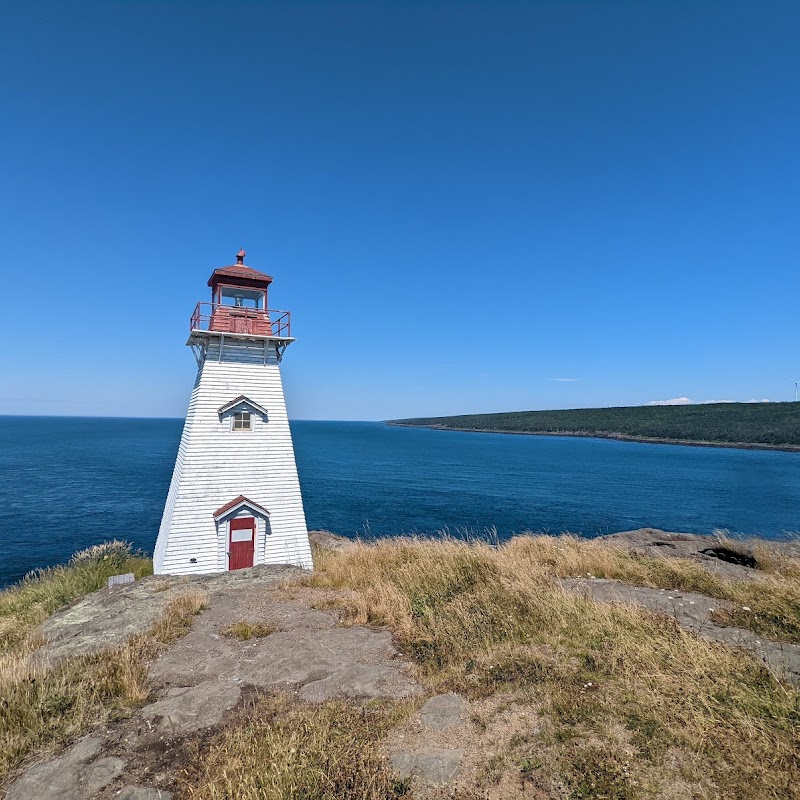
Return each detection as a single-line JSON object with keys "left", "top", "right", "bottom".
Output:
{"left": 232, "top": 411, "right": 252, "bottom": 431}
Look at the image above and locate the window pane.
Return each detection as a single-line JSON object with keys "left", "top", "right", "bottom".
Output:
{"left": 233, "top": 412, "right": 251, "bottom": 430}
{"left": 231, "top": 527, "right": 254, "bottom": 542}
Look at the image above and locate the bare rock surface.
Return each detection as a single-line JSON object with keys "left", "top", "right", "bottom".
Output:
{"left": 140, "top": 680, "right": 242, "bottom": 734}
{"left": 388, "top": 694, "right": 470, "bottom": 789}
{"left": 81, "top": 757, "right": 126, "bottom": 795}
{"left": 563, "top": 577, "right": 800, "bottom": 686}
{"left": 148, "top": 593, "right": 421, "bottom": 701}
{"left": 116, "top": 789, "right": 173, "bottom": 800}
{"left": 307, "top": 529, "right": 356, "bottom": 551}
{"left": 36, "top": 565, "right": 301, "bottom": 664}
{"left": 5, "top": 737, "right": 117, "bottom": 800}
{"left": 391, "top": 748, "right": 465, "bottom": 786}
{"left": 419, "top": 693, "right": 468, "bottom": 731}
{"left": 36, "top": 580, "right": 178, "bottom": 663}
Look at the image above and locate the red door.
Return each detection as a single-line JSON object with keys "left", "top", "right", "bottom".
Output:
{"left": 229, "top": 517, "right": 255, "bottom": 570}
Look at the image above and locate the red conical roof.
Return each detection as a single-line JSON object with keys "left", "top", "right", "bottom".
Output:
{"left": 208, "top": 249, "right": 273, "bottom": 287}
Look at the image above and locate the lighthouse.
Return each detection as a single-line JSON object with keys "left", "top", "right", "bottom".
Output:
{"left": 153, "top": 250, "right": 313, "bottom": 574}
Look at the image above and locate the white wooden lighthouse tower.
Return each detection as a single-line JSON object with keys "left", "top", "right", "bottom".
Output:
{"left": 153, "top": 250, "right": 313, "bottom": 574}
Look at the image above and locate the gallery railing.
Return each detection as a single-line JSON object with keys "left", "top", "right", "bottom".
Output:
{"left": 190, "top": 303, "right": 291, "bottom": 338}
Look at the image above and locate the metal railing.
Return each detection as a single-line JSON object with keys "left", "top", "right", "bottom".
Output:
{"left": 190, "top": 302, "right": 292, "bottom": 338}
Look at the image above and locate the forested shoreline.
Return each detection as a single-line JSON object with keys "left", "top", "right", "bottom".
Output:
{"left": 391, "top": 402, "right": 800, "bottom": 449}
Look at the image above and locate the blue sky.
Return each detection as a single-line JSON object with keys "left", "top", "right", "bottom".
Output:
{"left": 1, "top": 1, "right": 798, "bottom": 420}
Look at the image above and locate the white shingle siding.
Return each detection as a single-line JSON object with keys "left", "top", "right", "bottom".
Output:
{"left": 154, "top": 337, "right": 313, "bottom": 574}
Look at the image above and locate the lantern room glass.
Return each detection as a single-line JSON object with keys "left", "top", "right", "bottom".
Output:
{"left": 216, "top": 286, "right": 265, "bottom": 310}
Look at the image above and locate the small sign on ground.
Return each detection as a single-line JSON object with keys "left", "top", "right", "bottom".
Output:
{"left": 108, "top": 573, "right": 135, "bottom": 588}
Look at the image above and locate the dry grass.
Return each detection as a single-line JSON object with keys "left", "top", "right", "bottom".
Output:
{"left": 0, "top": 590, "right": 207, "bottom": 786}
{"left": 0, "top": 540, "right": 152, "bottom": 654}
{"left": 222, "top": 620, "right": 278, "bottom": 640}
{"left": 180, "top": 693, "right": 411, "bottom": 800}
{"left": 303, "top": 537, "right": 800, "bottom": 799}
{"left": 512, "top": 533, "right": 800, "bottom": 643}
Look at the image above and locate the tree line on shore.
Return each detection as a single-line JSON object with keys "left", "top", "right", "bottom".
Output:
{"left": 393, "top": 401, "right": 800, "bottom": 446}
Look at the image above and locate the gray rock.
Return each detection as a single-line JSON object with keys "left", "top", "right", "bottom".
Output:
{"left": 299, "top": 662, "right": 415, "bottom": 702}
{"left": 307, "top": 530, "right": 355, "bottom": 551}
{"left": 35, "top": 565, "right": 299, "bottom": 664}
{"left": 391, "top": 748, "right": 464, "bottom": 785}
{"left": 419, "top": 693, "right": 468, "bottom": 730}
{"left": 36, "top": 582, "right": 182, "bottom": 663}
{"left": 149, "top": 601, "right": 421, "bottom": 702}
{"left": 62, "top": 736, "right": 105, "bottom": 763}
{"left": 141, "top": 680, "right": 241, "bottom": 734}
{"left": 117, "top": 788, "right": 173, "bottom": 800}
{"left": 80, "top": 755, "right": 125, "bottom": 794}
{"left": 5, "top": 737, "right": 103, "bottom": 800}
{"left": 11, "top": 574, "right": 422, "bottom": 800}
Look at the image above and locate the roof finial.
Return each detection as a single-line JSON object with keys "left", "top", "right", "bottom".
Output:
{"left": 236, "top": 248, "right": 246, "bottom": 265}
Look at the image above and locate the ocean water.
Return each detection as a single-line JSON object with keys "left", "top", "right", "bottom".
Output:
{"left": 1, "top": 416, "right": 799, "bottom": 588}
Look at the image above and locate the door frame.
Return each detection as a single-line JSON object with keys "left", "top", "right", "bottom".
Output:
{"left": 213, "top": 496, "right": 270, "bottom": 573}
{"left": 228, "top": 516, "right": 256, "bottom": 570}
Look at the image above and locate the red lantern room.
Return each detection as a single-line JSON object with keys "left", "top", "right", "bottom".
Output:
{"left": 190, "top": 250, "right": 291, "bottom": 339}
{"left": 210, "top": 248, "right": 272, "bottom": 303}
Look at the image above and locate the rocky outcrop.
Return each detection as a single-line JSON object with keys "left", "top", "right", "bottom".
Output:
{"left": 595, "top": 528, "right": 796, "bottom": 579}
{"left": 7, "top": 561, "right": 421, "bottom": 800}
{"left": 35, "top": 564, "right": 301, "bottom": 663}
{"left": 307, "top": 529, "right": 356, "bottom": 551}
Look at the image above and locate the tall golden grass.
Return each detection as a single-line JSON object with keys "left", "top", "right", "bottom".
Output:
{"left": 303, "top": 536, "right": 800, "bottom": 799}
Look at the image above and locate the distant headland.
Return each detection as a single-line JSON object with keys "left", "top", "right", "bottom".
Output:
{"left": 388, "top": 401, "right": 800, "bottom": 452}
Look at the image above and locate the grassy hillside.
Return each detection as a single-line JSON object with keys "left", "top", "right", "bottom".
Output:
{"left": 391, "top": 401, "right": 800, "bottom": 447}
{"left": 4, "top": 537, "right": 800, "bottom": 798}
{"left": 303, "top": 535, "right": 800, "bottom": 799}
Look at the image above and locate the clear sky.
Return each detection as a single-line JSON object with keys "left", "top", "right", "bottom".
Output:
{"left": 1, "top": 1, "right": 798, "bottom": 420}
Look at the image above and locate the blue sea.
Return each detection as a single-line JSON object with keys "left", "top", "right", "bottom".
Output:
{"left": 1, "top": 416, "right": 799, "bottom": 588}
